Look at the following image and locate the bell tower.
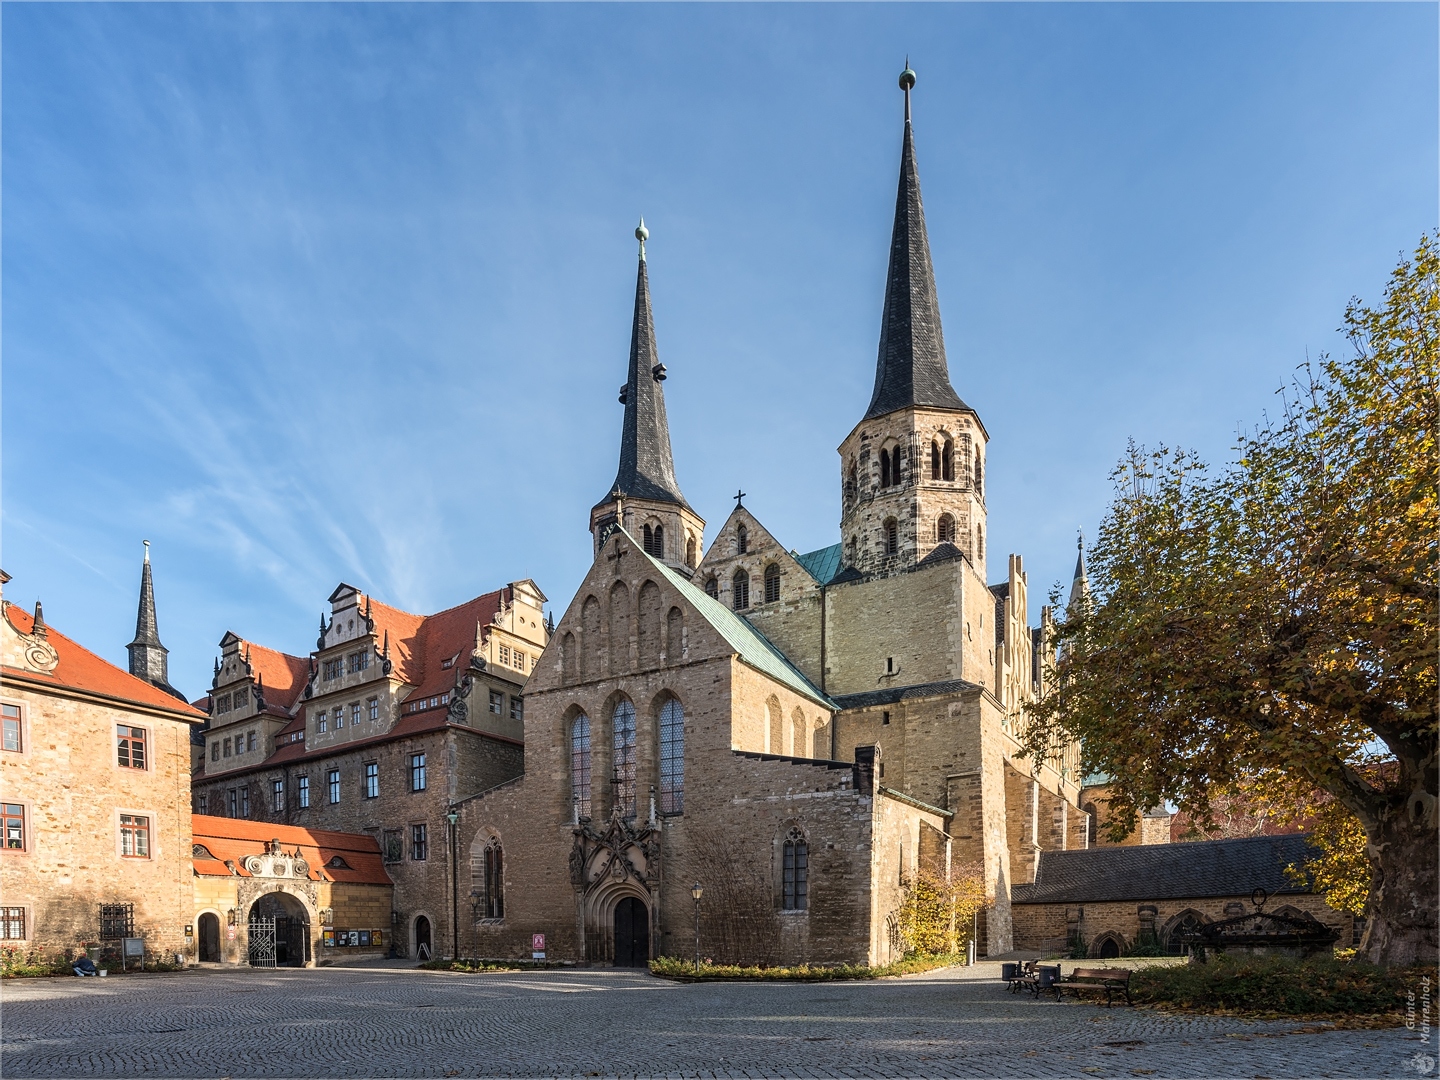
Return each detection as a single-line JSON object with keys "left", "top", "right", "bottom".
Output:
{"left": 589, "top": 221, "right": 706, "bottom": 575}
{"left": 838, "top": 64, "right": 988, "bottom": 580}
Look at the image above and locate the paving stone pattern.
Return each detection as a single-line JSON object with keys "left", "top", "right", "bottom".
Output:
{"left": 0, "top": 961, "right": 1424, "bottom": 1079}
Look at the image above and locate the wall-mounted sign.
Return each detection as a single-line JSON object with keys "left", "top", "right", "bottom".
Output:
{"left": 184, "top": 925, "right": 193, "bottom": 937}
{"left": 323, "top": 931, "right": 335, "bottom": 947}
{"left": 533, "top": 933, "right": 546, "bottom": 960}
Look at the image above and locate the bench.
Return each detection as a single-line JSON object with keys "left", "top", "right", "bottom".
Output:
{"left": 1004, "top": 960, "right": 1039, "bottom": 994}
{"left": 1051, "top": 967, "right": 1133, "bottom": 1007}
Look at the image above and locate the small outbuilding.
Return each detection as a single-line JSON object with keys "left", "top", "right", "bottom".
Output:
{"left": 191, "top": 816, "right": 393, "bottom": 967}
{"left": 1010, "top": 833, "right": 1351, "bottom": 959}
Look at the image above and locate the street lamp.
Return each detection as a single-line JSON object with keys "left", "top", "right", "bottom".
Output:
{"left": 690, "top": 883, "right": 704, "bottom": 974}
{"left": 468, "top": 890, "right": 485, "bottom": 965}
{"left": 447, "top": 809, "right": 460, "bottom": 963}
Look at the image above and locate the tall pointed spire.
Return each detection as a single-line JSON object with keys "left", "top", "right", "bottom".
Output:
{"left": 600, "top": 220, "right": 689, "bottom": 509}
{"left": 127, "top": 541, "right": 185, "bottom": 700}
{"left": 1068, "top": 531, "right": 1091, "bottom": 612}
{"left": 864, "top": 63, "right": 967, "bottom": 421}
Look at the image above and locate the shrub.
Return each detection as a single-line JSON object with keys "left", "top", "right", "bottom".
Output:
{"left": 2, "top": 946, "right": 75, "bottom": 978}
{"left": 650, "top": 952, "right": 963, "bottom": 981}
{"left": 1130, "top": 953, "right": 1417, "bottom": 1015}
{"left": 894, "top": 863, "right": 986, "bottom": 957}
{"left": 418, "top": 957, "right": 566, "bottom": 972}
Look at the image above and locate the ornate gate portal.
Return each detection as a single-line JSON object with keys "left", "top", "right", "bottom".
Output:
{"left": 248, "top": 916, "right": 277, "bottom": 968}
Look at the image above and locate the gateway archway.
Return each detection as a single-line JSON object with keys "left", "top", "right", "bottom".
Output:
{"left": 198, "top": 912, "right": 221, "bottom": 962}
{"left": 248, "top": 892, "right": 311, "bottom": 967}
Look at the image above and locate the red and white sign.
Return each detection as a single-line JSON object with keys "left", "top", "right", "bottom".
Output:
{"left": 532, "top": 934, "right": 545, "bottom": 951}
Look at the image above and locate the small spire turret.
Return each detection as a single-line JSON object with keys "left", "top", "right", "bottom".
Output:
{"left": 126, "top": 541, "right": 185, "bottom": 700}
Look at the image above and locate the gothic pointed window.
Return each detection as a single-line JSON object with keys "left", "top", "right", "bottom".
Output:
{"left": 611, "top": 701, "right": 637, "bottom": 818}
{"left": 704, "top": 577, "right": 719, "bottom": 600}
{"left": 782, "top": 827, "right": 808, "bottom": 910}
{"left": 880, "top": 448, "right": 892, "bottom": 488}
{"left": 737, "top": 525, "right": 749, "bottom": 554}
{"left": 884, "top": 519, "right": 898, "bottom": 556}
{"left": 974, "top": 447, "right": 983, "bottom": 495}
{"left": 942, "top": 439, "right": 954, "bottom": 481}
{"left": 483, "top": 838, "right": 504, "bottom": 919}
{"left": 732, "top": 568, "right": 750, "bottom": 610}
{"left": 937, "top": 514, "right": 955, "bottom": 544}
{"left": 571, "top": 713, "right": 592, "bottom": 818}
{"left": 930, "top": 440, "right": 941, "bottom": 480}
{"left": 659, "top": 698, "right": 683, "bottom": 815}
{"left": 763, "top": 564, "right": 780, "bottom": 604}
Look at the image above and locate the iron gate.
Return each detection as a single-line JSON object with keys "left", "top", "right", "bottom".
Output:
{"left": 248, "top": 916, "right": 276, "bottom": 968}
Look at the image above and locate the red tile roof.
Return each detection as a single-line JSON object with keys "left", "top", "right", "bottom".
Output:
{"left": 190, "top": 815, "right": 391, "bottom": 886}
{"left": 2, "top": 603, "right": 205, "bottom": 720}
{"left": 363, "top": 589, "right": 506, "bottom": 702}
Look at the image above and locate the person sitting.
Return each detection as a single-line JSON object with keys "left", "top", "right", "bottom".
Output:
{"left": 72, "top": 954, "right": 97, "bottom": 976}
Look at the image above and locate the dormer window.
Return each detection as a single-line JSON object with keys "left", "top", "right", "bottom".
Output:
{"left": 327, "top": 855, "right": 350, "bottom": 870}
{"left": 441, "top": 658, "right": 454, "bottom": 670}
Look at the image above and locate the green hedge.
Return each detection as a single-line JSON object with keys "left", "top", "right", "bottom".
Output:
{"left": 1130, "top": 954, "right": 1421, "bottom": 1016}
{"left": 418, "top": 958, "right": 569, "bottom": 972}
{"left": 650, "top": 952, "right": 963, "bottom": 981}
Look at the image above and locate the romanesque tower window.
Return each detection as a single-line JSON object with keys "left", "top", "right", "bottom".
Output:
{"left": 930, "top": 440, "right": 941, "bottom": 480}
{"left": 659, "top": 699, "right": 684, "bottom": 816}
{"left": 571, "top": 713, "right": 592, "bottom": 818}
{"left": 704, "top": 577, "right": 719, "bottom": 600}
{"left": 884, "top": 519, "right": 898, "bottom": 556}
{"left": 763, "top": 564, "right": 781, "bottom": 604}
{"left": 943, "top": 439, "right": 954, "bottom": 481}
{"left": 782, "top": 827, "right": 808, "bottom": 910}
{"left": 937, "top": 514, "right": 955, "bottom": 544}
{"left": 482, "top": 838, "right": 504, "bottom": 919}
{"left": 893, "top": 446, "right": 903, "bottom": 485}
{"left": 974, "top": 447, "right": 983, "bottom": 495}
{"left": 880, "top": 448, "right": 892, "bottom": 488}
{"left": 732, "top": 569, "right": 750, "bottom": 610}
{"left": 977, "top": 525, "right": 985, "bottom": 560}
{"left": 643, "top": 524, "right": 664, "bottom": 558}
{"left": 846, "top": 462, "right": 858, "bottom": 504}
{"left": 612, "top": 701, "right": 637, "bottom": 818}
{"left": 686, "top": 535, "right": 697, "bottom": 568}
{"left": 737, "top": 525, "right": 749, "bottom": 554}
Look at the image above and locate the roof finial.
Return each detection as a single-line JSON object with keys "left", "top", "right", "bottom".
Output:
{"left": 143, "top": 539, "right": 150, "bottom": 564}
{"left": 1078, "top": 528, "right": 1084, "bottom": 552}
{"left": 636, "top": 217, "right": 649, "bottom": 262}
{"left": 899, "top": 58, "right": 915, "bottom": 123}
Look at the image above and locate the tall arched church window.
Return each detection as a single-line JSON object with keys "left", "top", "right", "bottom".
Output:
{"left": 1083, "top": 802, "right": 1097, "bottom": 847}
{"left": 880, "top": 449, "right": 892, "bottom": 488}
{"left": 686, "top": 535, "right": 697, "bottom": 568}
{"left": 483, "top": 838, "right": 504, "bottom": 919}
{"left": 782, "top": 827, "right": 808, "bottom": 910}
{"left": 704, "top": 577, "right": 719, "bottom": 600}
{"left": 763, "top": 564, "right": 781, "bottom": 604}
{"left": 930, "top": 440, "right": 941, "bottom": 480}
{"left": 937, "top": 514, "right": 955, "bottom": 544}
{"left": 737, "top": 525, "right": 749, "bottom": 554}
{"left": 611, "top": 701, "right": 637, "bottom": 818}
{"left": 571, "top": 714, "right": 592, "bottom": 818}
{"left": 659, "top": 699, "right": 684, "bottom": 815}
{"left": 974, "top": 447, "right": 983, "bottom": 495}
{"left": 732, "top": 569, "right": 750, "bottom": 610}
{"left": 884, "top": 519, "right": 898, "bottom": 556}
{"left": 942, "top": 439, "right": 954, "bottom": 481}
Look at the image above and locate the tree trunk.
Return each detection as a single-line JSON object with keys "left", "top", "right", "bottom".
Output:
{"left": 1360, "top": 795, "right": 1439, "bottom": 966}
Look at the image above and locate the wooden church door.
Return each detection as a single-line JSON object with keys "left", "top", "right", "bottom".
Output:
{"left": 613, "top": 897, "right": 649, "bottom": 967}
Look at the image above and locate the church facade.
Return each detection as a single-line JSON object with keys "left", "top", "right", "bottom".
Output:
{"left": 456, "top": 68, "right": 1095, "bottom": 966}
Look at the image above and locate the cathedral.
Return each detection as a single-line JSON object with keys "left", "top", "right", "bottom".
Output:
{"left": 453, "top": 66, "right": 1095, "bottom": 967}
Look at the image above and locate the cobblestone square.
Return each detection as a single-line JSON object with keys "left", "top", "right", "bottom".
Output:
{"left": 0, "top": 961, "right": 1424, "bottom": 1079}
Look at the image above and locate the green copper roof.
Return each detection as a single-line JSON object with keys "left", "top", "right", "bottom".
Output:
{"left": 628, "top": 533, "right": 835, "bottom": 710}
{"left": 794, "top": 543, "right": 842, "bottom": 585}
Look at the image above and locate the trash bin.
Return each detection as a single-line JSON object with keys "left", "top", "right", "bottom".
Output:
{"left": 1037, "top": 964, "right": 1061, "bottom": 990}
{"left": 1000, "top": 962, "right": 1018, "bottom": 981}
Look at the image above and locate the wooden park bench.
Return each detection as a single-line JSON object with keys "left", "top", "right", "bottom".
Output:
{"left": 1004, "top": 960, "right": 1039, "bottom": 994}
{"left": 1051, "top": 967, "right": 1133, "bottom": 1007}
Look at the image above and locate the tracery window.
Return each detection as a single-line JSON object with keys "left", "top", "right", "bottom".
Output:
{"left": 782, "top": 827, "right": 808, "bottom": 910}
{"left": 732, "top": 569, "right": 750, "bottom": 610}
{"left": 612, "top": 701, "right": 637, "bottom": 818}
{"left": 483, "top": 838, "right": 504, "bottom": 919}
{"left": 763, "top": 564, "right": 781, "bottom": 604}
{"left": 659, "top": 699, "right": 684, "bottom": 815}
{"left": 571, "top": 713, "right": 592, "bottom": 818}
{"left": 1167, "top": 912, "right": 1204, "bottom": 955}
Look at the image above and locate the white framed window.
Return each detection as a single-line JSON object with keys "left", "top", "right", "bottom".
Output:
{"left": 120, "top": 814, "right": 150, "bottom": 859}
{"left": 2, "top": 702, "right": 23, "bottom": 753}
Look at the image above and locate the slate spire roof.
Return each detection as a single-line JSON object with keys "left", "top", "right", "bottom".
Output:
{"left": 864, "top": 66, "right": 968, "bottom": 422}
{"left": 599, "top": 224, "right": 690, "bottom": 510}
{"left": 1069, "top": 531, "right": 1091, "bottom": 612}
{"left": 127, "top": 541, "right": 186, "bottom": 702}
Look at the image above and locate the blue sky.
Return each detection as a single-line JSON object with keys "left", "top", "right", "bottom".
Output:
{"left": 4, "top": 3, "right": 1435, "bottom": 701}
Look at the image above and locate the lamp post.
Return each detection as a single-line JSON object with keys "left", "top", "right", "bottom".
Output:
{"left": 690, "top": 882, "right": 703, "bottom": 974}
{"left": 447, "top": 809, "right": 460, "bottom": 962}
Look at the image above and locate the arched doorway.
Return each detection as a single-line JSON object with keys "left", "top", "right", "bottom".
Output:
{"left": 415, "top": 916, "right": 432, "bottom": 961}
{"left": 613, "top": 897, "right": 649, "bottom": 967}
{"left": 248, "top": 892, "right": 311, "bottom": 967}
{"left": 1097, "top": 937, "right": 1121, "bottom": 959}
{"left": 198, "top": 912, "right": 220, "bottom": 962}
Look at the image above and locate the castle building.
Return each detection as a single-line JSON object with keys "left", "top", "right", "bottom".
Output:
{"left": 451, "top": 68, "right": 1096, "bottom": 967}
{"left": 0, "top": 563, "right": 205, "bottom": 963}
{"left": 188, "top": 580, "right": 548, "bottom": 963}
